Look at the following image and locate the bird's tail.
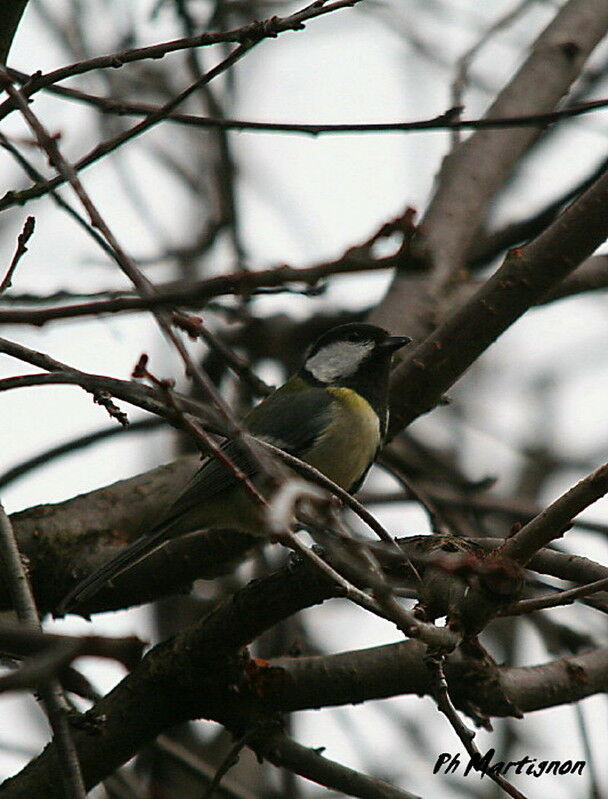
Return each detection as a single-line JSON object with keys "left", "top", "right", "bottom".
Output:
{"left": 56, "top": 526, "right": 169, "bottom": 616}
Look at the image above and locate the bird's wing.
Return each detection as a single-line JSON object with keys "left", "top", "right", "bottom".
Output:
{"left": 164, "top": 382, "right": 333, "bottom": 524}
{"left": 57, "top": 384, "right": 333, "bottom": 614}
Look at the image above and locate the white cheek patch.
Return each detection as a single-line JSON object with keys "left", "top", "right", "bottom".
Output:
{"left": 305, "top": 340, "right": 374, "bottom": 383}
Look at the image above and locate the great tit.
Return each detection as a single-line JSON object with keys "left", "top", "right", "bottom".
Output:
{"left": 58, "top": 323, "right": 410, "bottom": 613}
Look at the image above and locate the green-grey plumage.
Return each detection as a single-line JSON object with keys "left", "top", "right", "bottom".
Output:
{"left": 156, "top": 381, "right": 335, "bottom": 531}
{"left": 57, "top": 323, "right": 410, "bottom": 614}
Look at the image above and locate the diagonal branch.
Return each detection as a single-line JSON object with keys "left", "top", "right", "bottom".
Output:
{"left": 501, "top": 462, "right": 608, "bottom": 565}
{"left": 386, "top": 161, "right": 608, "bottom": 437}
{"left": 0, "top": 0, "right": 364, "bottom": 124}
{"left": 418, "top": 0, "right": 608, "bottom": 289}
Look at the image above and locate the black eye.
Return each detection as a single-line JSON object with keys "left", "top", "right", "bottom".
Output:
{"left": 347, "top": 333, "right": 360, "bottom": 342}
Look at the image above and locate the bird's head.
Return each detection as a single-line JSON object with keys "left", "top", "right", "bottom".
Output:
{"left": 302, "top": 323, "right": 411, "bottom": 387}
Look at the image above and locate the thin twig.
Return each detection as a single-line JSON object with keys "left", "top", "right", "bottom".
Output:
{"left": 0, "top": 335, "right": 220, "bottom": 429}
{"left": 201, "top": 736, "right": 248, "bottom": 799}
{"left": 500, "top": 576, "right": 608, "bottom": 616}
{"left": 0, "top": 502, "right": 86, "bottom": 798}
{"left": 156, "top": 734, "right": 258, "bottom": 799}
{"left": 254, "top": 437, "right": 395, "bottom": 543}
{"left": 195, "top": 321, "right": 274, "bottom": 397}
{"left": 0, "top": 0, "right": 365, "bottom": 125}
{"left": 426, "top": 653, "right": 527, "bottom": 799}
{"left": 450, "top": 0, "right": 535, "bottom": 148}
{"left": 0, "top": 211, "right": 402, "bottom": 325}
{"left": 0, "top": 418, "right": 161, "bottom": 490}
{"left": 502, "top": 462, "right": 608, "bottom": 565}
{"left": 1, "top": 68, "right": 280, "bottom": 496}
{"left": 0, "top": 132, "right": 117, "bottom": 261}
{"left": 0, "top": 216, "right": 35, "bottom": 295}
{"left": 6, "top": 67, "right": 608, "bottom": 138}
{"left": 0, "top": 2, "right": 366, "bottom": 214}
{"left": 257, "top": 730, "right": 421, "bottom": 799}
{"left": 362, "top": 483, "right": 608, "bottom": 536}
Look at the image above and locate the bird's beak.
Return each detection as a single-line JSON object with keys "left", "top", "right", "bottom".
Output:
{"left": 381, "top": 335, "right": 412, "bottom": 352}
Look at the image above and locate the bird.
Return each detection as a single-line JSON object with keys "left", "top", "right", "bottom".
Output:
{"left": 58, "top": 323, "right": 410, "bottom": 614}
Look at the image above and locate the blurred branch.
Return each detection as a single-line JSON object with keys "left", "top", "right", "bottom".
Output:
{"left": 0, "top": 0, "right": 364, "bottom": 124}
{"left": 0, "top": 625, "right": 144, "bottom": 693}
{"left": 469, "top": 155, "right": 608, "bottom": 269}
{"left": 370, "top": 0, "right": 608, "bottom": 344}
{"left": 363, "top": 476, "right": 608, "bottom": 537}
{"left": 175, "top": 2, "right": 246, "bottom": 265}
{"left": 0, "top": 417, "right": 162, "bottom": 490}
{"left": 0, "top": 1, "right": 365, "bottom": 213}
{"left": 449, "top": 0, "right": 539, "bottom": 149}
{"left": 539, "top": 254, "right": 608, "bottom": 303}
{"left": 0, "top": 502, "right": 86, "bottom": 798}
{"left": 256, "top": 730, "right": 421, "bottom": 799}
{"left": 0, "top": 131, "right": 120, "bottom": 261}
{"left": 500, "top": 575, "right": 608, "bottom": 616}
{"left": 155, "top": 733, "right": 259, "bottom": 799}
{"left": 421, "top": 0, "right": 608, "bottom": 289}
{"left": 0, "top": 0, "right": 29, "bottom": 64}
{"left": 0, "top": 215, "right": 403, "bottom": 324}
{"left": 0, "top": 64, "right": 233, "bottom": 423}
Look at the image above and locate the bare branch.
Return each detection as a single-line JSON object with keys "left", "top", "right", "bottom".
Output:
{"left": 0, "top": 216, "right": 34, "bottom": 295}
{"left": 0, "top": 335, "right": 220, "bottom": 429}
{"left": 7, "top": 67, "right": 608, "bottom": 137}
{"left": 0, "top": 212, "right": 403, "bottom": 325}
{"left": 500, "top": 576, "right": 608, "bottom": 616}
{"left": 256, "top": 730, "right": 421, "bottom": 799}
{"left": 2, "top": 556, "right": 607, "bottom": 798}
{"left": 386, "top": 161, "right": 608, "bottom": 436}
{"left": 426, "top": 654, "right": 525, "bottom": 799}
{"left": 502, "top": 462, "right": 608, "bottom": 565}
{"left": 0, "top": 418, "right": 161, "bottom": 491}
{"left": 420, "top": 0, "right": 608, "bottom": 288}
{"left": 0, "top": 502, "right": 86, "bottom": 798}
{"left": 0, "top": 0, "right": 365, "bottom": 125}
{"left": 0, "top": 626, "right": 144, "bottom": 694}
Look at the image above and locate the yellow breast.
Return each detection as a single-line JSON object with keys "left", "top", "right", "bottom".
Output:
{"left": 304, "top": 387, "right": 381, "bottom": 491}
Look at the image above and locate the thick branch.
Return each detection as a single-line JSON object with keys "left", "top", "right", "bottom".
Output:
{"left": 4, "top": 455, "right": 256, "bottom": 615}
{"left": 386, "top": 163, "right": 608, "bottom": 436}
{"left": 502, "top": 462, "right": 608, "bottom": 564}
{"left": 0, "top": 0, "right": 28, "bottom": 64}
{"left": 371, "top": 0, "right": 608, "bottom": 340}
{"left": 2, "top": 557, "right": 607, "bottom": 798}
{"left": 419, "top": 0, "right": 608, "bottom": 287}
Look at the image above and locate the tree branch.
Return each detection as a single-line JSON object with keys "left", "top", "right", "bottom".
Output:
{"left": 418, "top": 0, "right": 608, "bottom": 288}
{"left": 2, "top": 556, "right": 607, "bottom": 798}
{"left": 386, "top": 161, "right": 608, "bottom": 437}
{"left": 501, "top": 462, "right": 608, "bottom": 564}
{"left": 0, "top": 0, "right": 28, "bottom": 64}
